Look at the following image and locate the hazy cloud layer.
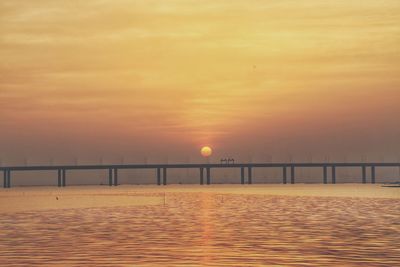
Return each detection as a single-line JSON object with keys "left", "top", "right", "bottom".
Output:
{"left": 1, "top": 0, "right": 400, "bottom": 166}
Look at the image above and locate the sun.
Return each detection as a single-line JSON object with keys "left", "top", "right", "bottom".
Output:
{"left": 200, "top": 146, "right": 213, "bottom": 157}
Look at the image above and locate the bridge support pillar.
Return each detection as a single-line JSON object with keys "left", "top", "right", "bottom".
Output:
{"left": 371, "top": 166, "right": 376, "bottom": 184}
{"left": 109, "top": 169, "right": 113, "bottom": 186}
{"left": 62, "top": 169, "right": 66, "bottom": 187}
{"left": 3, "top": 170, "right": 7, "bottom": 188}
{"left": 240, "top": 167, "right": 245, "bottom": 184}
{"left": 200, "top": 168, "right": 204, "bottom": 185}
{"left": 282, "top": 167, "right": 287, "bottom": 184}
{"left": 362, "top": 166, "right": 366, "bottom": 184}
{"left": 163, "top": 168, "right": 167, "bottom": 185}
{"left": 157, "top": 168, "right": 161, "bottom": 185}
{"left": 6, "top": 170, "right": 11, "bottom": 188}
{"left": 113, "top": 169, "right": 118, "bottom": 186}
{"left": 206, "top": 167, "right": 211, "bottom": 185}
{"left": 290, "top": 166, "right": 295, "bottom": 184}
{"left": 331, "top": 166, "right": 336, "bottom": 184}
{"left": 323, "top": 166, "right": 328, "bottom": 184}
{"left": 58, "top": 169, "right": 62, "bottom": 187}
{"left": 248, "top": 167, "right": 252, "bottom": 184}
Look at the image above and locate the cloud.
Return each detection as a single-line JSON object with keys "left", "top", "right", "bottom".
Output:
{"left": 0, "top": 0, "right": 399, "bottom": 162}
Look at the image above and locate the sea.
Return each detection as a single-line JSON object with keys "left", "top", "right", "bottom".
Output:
{"left": 0, "top": 184, "right": 399, "bottom": 266}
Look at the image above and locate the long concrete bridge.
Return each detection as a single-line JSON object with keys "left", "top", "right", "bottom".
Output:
{"left": 2, "top": 162, "right": 400, "bottom": 188}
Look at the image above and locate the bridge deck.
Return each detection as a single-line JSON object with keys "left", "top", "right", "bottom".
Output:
{"left": 2, "top": 162, "right": 400, "bottom": 188}
{"left": 1, "top": 162, "right": 400, "bottom": 171}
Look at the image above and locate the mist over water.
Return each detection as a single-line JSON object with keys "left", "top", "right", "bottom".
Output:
{"left": 1, "top": 185, "right": 399, "bottom": 266}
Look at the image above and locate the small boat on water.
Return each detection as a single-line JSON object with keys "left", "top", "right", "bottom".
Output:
{"left": 382, "top": 181, "right": 400, "bottom": 188}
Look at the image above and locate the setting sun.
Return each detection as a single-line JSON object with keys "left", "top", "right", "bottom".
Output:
{"left": 200, "top": 146, "right": 213, "bottom": 157}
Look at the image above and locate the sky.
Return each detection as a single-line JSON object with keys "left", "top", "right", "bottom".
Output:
{"left": 1, "top": 0, "right": 400, "bottom": 167}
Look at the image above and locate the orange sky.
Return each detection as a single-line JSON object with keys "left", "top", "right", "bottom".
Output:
{"left": 1, "top": 0, "right": 400, "bottom": 165}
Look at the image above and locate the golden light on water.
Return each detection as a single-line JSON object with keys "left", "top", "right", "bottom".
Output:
{"left": 0, "top": 185, "right": 399, "bottom": 265}
{"left": 200, "top": 146, "right": 213, "bottom": 157}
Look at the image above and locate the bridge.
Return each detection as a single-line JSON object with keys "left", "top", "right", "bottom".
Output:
{"left": 2, "top": 162, "right": 400, "bottom": 188}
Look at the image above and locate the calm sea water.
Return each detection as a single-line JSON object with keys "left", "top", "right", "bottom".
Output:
{"left": 0, "top": 185, "right": 399, "bottom": 266}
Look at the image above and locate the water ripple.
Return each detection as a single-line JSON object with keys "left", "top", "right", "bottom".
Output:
{"left": 0, "top": 192, "right": 399, "bottom": 266}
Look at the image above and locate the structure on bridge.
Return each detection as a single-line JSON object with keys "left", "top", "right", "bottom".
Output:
{"left": 2, "top": 162, "right": 400, "bottom": 188}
